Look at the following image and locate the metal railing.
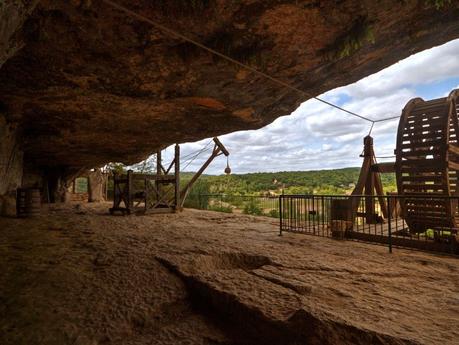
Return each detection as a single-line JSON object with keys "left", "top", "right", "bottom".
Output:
{"left": 280, "top": 194, "right": 459, "bottom": 255}
{"left": 185, "top": 193, "right": 280, "bottom": 218}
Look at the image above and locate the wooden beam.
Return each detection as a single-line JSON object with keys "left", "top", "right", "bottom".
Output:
{"left": 213, "top": 137, "right": 229, "bottom": 156}
{"left": 371, "top": 162, "right": 396, "bottom": 173}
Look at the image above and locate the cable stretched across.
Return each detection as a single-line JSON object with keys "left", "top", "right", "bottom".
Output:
{"left": 101, "top": 0, "right": 400, "bottom": 125}
{"left": 180, "top": 140, "right": 213, "bottom": 161}
{"left": 180, "top": 140, "right": 214, "bottom": 171}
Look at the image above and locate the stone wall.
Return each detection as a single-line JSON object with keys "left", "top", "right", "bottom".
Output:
{"left": 0, "top": 115, "right": 23, "bottom": 216}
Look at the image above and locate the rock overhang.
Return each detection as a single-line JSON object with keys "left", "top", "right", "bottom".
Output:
{"left": 0, "top": 0, "right": 459, "bottom": 171}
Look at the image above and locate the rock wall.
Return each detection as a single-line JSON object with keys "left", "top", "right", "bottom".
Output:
{"left": 0, "top": 0, "right": 39, "bottom": 68}
{"left": 0, "top": 116, "right": 23, "bottom": 195}
{"left": 0, "top": 115, "right": 23, "bottom": 216}
{"left": 0, "top": 0, "right": 459, "bottom": 177}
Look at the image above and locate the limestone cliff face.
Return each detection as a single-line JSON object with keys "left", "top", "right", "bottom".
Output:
{"left": 0, "top": 0, "right": 459, "bottom": 172}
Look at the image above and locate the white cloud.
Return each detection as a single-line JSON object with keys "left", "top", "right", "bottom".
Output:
{"left": 337, "top": 39, "right": 459, "bottom": 99}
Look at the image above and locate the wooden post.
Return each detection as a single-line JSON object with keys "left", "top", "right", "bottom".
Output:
{"left": 127, "top": 170, "right": 133, "bottom": 212}
{"left": 351, "top": 136, "right": 389, "bottom": 223}
{"left": 174, "top": 144, "right": 181, "bottom": 211}
{"left": 156, "top": 150, "right": 162, "bottom": 204}
{"left": 364, "top": 136, "right": 376, "bottom": 223}
{"left": 105, "top": 173, "right": 108, "bottom": 201}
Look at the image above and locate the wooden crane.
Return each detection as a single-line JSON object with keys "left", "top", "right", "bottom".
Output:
{"left": 179, "top": 137, "right": 229, "bottom": 208}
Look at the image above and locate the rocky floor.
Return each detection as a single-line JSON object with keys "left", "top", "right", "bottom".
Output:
{"left": 0, "top": 202, "right": 458, "bottom": 345}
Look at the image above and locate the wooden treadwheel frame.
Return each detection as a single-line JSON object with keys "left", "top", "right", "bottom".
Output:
{"left": 395, "top": 89, "right": 459, "bottom": 233}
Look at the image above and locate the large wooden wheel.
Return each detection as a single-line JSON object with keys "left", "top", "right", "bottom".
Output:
{"left": 395, "top": 89, "right": 459, "bottom": 233}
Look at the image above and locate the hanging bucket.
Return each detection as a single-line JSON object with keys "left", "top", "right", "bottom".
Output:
{"left": 224, "top": 157, "right": 231, "bottom": 175}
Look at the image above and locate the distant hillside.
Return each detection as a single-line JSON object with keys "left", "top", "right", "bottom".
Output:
{"left": 183, "top": 167, "right": 397, "bottom": 195}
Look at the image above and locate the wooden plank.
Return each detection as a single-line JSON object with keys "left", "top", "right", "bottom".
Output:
{"left": 401, "top": 185, "right": 446, "bottom": 191}
{"left": 448, "top": 144, "right": 459, "bottom": 156}
{"left": 407, "top": 109, "right": 447, "bottom": 119}
{"left": 401, "top": 175, "right": 444, "bottom": 182}
{"left": 402, "top": 128, "right": 444, "bottom": 136}
{"left": 400, "top": 145, "right": 444, "bottom": 153}
{"left": 399, "top": 167, "right": 444, "bottom": 174}
{"left": 399, "top": 159, "right": 445, "bottom": 168}
{"left": 400, "top": 135, "right": 443, "bottom": 144}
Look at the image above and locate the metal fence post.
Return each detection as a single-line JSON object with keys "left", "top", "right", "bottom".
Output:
{"left": 279, "top": 195, "right": 283, "bottom": 236}
{"left": 387, "top": 195, "right": 392, "bottom": 254}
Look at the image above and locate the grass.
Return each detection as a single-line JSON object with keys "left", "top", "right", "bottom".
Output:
{"left": 325, "top": 17, "right": 375, "bottom": 60}
{"left": 424, "top": 0, "right": 452, "bottom": 9}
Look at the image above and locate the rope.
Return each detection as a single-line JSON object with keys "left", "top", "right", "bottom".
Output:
{"left": 181, "top": 150, "right": 206, "bottom": 171}
{"left": 181, "top": 147, "right": 211, "bottom": 168}
{"left": 180, "top": 140, "right": 213, "bottom": 161}
{"left": 367, "top": 122, "right": 375, "bottom": 136}
{"left": 180, "top": 141, "right": 214, "bottom": 171}
{"left": 100, "top": 0, "right": 399, "bottom": 125}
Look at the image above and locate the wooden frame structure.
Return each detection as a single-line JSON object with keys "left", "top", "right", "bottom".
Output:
{"left": 109, "top": 144, "right": 180, "bottom": 215}
{"left": 333, "top": 136, "right": 398, "bottom": 227}
{"left": 109, "top": 137, "right": 229, "bottom": 215}
{"left": 351, "top": 135, "right": 388, "bottom": 223}
{"left": 179, "top": 137, "right": 229, "bottom": 208}
{"left": 395, "top": 89, "right": 459, "bottom": 232}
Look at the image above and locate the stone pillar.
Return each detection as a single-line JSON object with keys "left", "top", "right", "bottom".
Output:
{"left": 88, "top": 169, "right": 106, "bottom": 202}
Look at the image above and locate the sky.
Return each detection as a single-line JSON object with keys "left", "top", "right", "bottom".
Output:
{"left": 159, "top": 38, "right": 459, "bottom": 175}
